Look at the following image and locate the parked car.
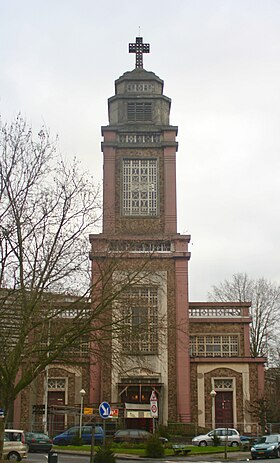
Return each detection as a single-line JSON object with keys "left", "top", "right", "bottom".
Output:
{"left": 53, "top": 425, "right": 104, "bottom": 445}
{"left": 3, "top": 429, "right": 28, "bottom": 461}
{"left": 251, "top": 434, "right": 280, "bottom": 459}
{"left": 25, "top": 432, "right": 52, "bottom": 452}
{"left": 240, "top": 435, "right": 259, "bottom": 445}
{"left": 113, "top": 429, "right": 168, "bottom": 444}
{"left": 191, "top": 428, "right": 240, "bottom": 447}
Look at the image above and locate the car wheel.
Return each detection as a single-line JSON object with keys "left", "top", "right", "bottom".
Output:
{"left": 251, "top": 455, "right": 257, "bottom": 460}
{"left": 199, "top": 441, "right": 207, "bottom": 447}
{"left": 7, "top": 452, "right": 20, "bottom": 461}
{"left": 231, "top": 441, "right": 239, "bottom": 447}
{"left": 276, "top": 449, "right": 280, "bottom": 458}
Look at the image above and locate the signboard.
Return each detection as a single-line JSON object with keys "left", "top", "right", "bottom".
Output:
{"left": 99, "top": 401, "right": 111, "bottom": 419}
{"left": 127, "top": 410, "right": 139, "bottom": 418}
{"left": 84, "top": 407, "right": 93, "bottom": 415}
{"left": 150, "top": 391, "right": 158, "bottom": 418}
{"left": 110, "top": 408, "right": 119, "bottom": 418}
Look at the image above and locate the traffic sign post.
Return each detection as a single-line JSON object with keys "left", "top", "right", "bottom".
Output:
{"left": 150, "top": 391, "right": 158, "bottom": 434}
{"left": 99, "top": 401, "right": 111, "bottom": 447}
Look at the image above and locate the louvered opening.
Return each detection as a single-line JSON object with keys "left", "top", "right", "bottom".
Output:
{"left": 127, "top": 102, "right": 152, "bottom": 122}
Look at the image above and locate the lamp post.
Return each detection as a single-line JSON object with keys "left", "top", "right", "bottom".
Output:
{"left": 79, "top": 389, "right": 86, "bottom": 438}
{"left": 210, "top": 389, "right": 216, "bottom": 429}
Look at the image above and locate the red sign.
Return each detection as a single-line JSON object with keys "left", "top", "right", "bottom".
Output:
{"left": 150, "top": 391, "right": 158, "bottom": 418}
{"left": 110, "top": 408, "right": 119, "bottom": 418}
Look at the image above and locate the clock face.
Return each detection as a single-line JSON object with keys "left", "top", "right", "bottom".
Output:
{"left": 122, "top": 158, "right": 158, "bottom": 216}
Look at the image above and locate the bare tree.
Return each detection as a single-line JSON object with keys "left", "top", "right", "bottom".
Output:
{"left": 208, "top": 273, "right": 280, "bottom": 358}
{"left": 0, "top": 115, "right": 161, "bottom": 457}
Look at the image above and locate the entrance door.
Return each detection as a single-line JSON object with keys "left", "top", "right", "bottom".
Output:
{"left": 215, "top": 391, "right": 233, "bottom": 428}
{"left": 48, "top": 391, "right": 65, "bottom": 436}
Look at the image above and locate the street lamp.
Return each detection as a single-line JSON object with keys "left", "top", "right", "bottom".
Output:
{"left": 79, "top": 389, "right": 86, "bottom": 438}
{"left": 210, "top": 389, "right": 216, "bottom": 429}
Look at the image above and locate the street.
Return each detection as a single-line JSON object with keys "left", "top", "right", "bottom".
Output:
{"left": 24, "top": 451, "right": 277, "bottom": 463}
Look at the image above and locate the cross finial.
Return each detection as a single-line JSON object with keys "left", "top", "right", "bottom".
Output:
{"left": 129, "top": 36, "right": 150, "bottom": 69}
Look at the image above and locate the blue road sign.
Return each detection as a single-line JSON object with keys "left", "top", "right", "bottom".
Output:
{"left": 99, "top": 401, "right": 111, "bottom": 419}
{"left": 0, "top": 409, "right": 4, "bottom": 417}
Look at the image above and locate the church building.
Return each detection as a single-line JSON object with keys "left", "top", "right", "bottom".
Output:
{"left": 11, "top": 37, "right": 266, "bottom": 436}
{"left": 89, "top": 37, "right": 266, "bottom": 433}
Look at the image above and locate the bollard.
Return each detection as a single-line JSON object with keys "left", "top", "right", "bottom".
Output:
{"left": 48, "top": 450, "right": 58, "bottom": 463}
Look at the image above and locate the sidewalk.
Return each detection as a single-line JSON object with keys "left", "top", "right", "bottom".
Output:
{"left": 55, "top": 449, "right": 251, "bottom": 460}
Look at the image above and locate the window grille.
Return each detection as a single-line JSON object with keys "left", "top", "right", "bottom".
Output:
{"left": 121, "top": 287, "right": 158, "bottom": 353}
{"left": 122, "top": 159, "right": 158, "bottom": 216}
{"left": 127, "top": 102, "right": 152, "bottom": 122}
{"left": 190, "top": 335, "right": 239, "bottom": 357}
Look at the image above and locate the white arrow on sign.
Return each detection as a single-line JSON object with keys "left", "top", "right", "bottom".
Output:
{"left": 101, "top": 403, "right": 109, "bottom": 415}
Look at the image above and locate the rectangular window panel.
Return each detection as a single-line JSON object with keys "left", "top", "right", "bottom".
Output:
{"left": 122, "top": 159, "right": 158, "bottom": 216}
{"left": 190, "top": 335, "right": 239, "bottom": 357}
{"left": 121, "top": 287, "right": 158, "bottom": 353}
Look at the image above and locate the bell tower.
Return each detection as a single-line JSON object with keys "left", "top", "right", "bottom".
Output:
{"left": 90, "top": 37, "right": 191, "bottom": 425}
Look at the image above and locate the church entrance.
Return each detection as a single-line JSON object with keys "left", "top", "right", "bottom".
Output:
{"left": 215, "top": 391, "right": 233, "bottom": 428}
{"left": 48, "top": 391, "right": 65, "bottom": 435}
{"left": 118, "top": 382, "right": 160, "bottom": 430}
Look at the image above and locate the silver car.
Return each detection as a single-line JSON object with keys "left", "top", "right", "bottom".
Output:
{"left": 3, "top": 429, "right": 28, "bottom": 461}
{"left": 192, "top": 428, "right": 240, "bottom": 447}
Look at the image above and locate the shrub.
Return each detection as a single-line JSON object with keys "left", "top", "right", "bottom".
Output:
{"left": 94, "top": 446, "right": 116, "bottom": 463}
{"left": 211, "top": 433, "right": 221, "bottom": 446}
{"left": 70, "top": 432, "right": 83, "bottom": 446}
{"left": 145, "top": 435, "right": 165, "bottom": 458}
{"left": 158, "top": 425, "right": 169, "bottom": 440}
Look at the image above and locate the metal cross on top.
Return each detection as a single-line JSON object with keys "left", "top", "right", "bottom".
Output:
{"left": 129, "top": 37, "right": 150, "bottom": 69}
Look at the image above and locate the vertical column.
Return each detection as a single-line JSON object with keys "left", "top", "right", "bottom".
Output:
{"left": 102, "top": 131, "right": 116, "bottom": 234}
{"left": 89, "top": 260, "right": 102, "bottom": 404}
{"left": 175, "top": 258, "right": 191, "bottom": 422}
{"left": 163, "top": 139, "right": 177, "bottom": 233}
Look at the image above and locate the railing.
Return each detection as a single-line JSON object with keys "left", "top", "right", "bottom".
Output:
{"left": 189, "top": 306, "right": 245, "bottom": 318}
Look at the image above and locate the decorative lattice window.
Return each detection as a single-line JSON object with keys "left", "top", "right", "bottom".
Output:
{"left": 121, "top": 287, "right": 158, "bottom": 353}
{"left": 127, "top": 102, "right": 152, "bottom": 122}
{"left": 109, "top": 241, "right": 171, "bottom": 252}
{"left": 122, "top": 159, "right": 158, "bottom": 216}
{"left": 118, "top": 133, "right": 161, "bottom": 144}
{"left": 190, "top": 335, "right": 239, "bottom": 357}
{"left": 126, "top": 83, "right": 154, "bottom": 93}
{"left": 214, "top": 378, "right": 233, "bottom": 389}
{"left": 48, "top": 378, "right": 66, "bottom": 390}
{"left": 40, "top": 335, "right": 89, "bottom": 357}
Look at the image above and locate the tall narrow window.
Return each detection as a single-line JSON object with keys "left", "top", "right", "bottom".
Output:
{"left": 122, "top": 158, "right": 158, "bottom": 216}
{"left": 121, "top": 287, "right": 158, "bottom": 353}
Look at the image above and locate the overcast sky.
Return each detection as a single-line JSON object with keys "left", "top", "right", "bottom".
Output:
{"left": 1, "top": 0, "right": 279, "bottom": 301}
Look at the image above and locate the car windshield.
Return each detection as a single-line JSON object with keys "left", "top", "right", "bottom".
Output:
{"left": 258, "top": 436, "right": 278, "bottom": 444}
